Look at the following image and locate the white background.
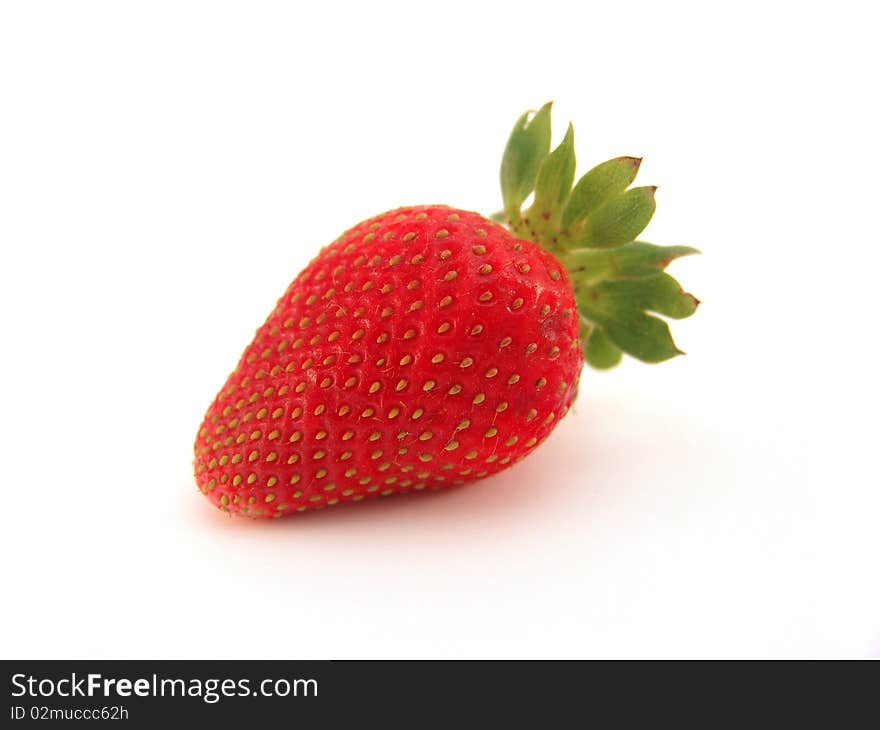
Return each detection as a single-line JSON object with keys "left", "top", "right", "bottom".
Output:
{"left": 1, "top": 1, "right": 877, "bottom": 659}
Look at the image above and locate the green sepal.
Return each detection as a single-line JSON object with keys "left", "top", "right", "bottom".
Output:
{"left": 577, "top": 289, "right": 683, "bottom": 363}
{"left": 530, "top": 123, "right": 576, "bottom": 226}
{"left": 568, "top": 241, "right": 699, "bottom": 364}
{"left": 562, "top": 156, "right": 641, "bottom": 230}
{"left": 500, "top": 102, "right": 553, "bottom": 221}
{"left": 592, "top": 273, "right": 699, "bottom": 320}
{"left": 573, "top": 186, "right": 656, "bottom": 248}
{"left": 495, "top": 105, "right": 700, "bottom": 370}
{"left": 563, "top": 242, "right": 700, "bottom": 285}
{"left": 582, "top": 321, "right": 623, "bottom": 369}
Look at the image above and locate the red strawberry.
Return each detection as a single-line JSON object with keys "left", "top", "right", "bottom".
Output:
{"left": 194, "top": 103, "right": 699, "bottom": 517}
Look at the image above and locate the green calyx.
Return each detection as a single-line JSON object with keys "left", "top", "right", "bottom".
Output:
{"left": 497, "top": 102, "right": 699, "bottom": 369}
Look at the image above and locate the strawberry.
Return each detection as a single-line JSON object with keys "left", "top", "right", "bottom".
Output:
{"left": 194, "top": 103, "right": 699, "bottom": 517}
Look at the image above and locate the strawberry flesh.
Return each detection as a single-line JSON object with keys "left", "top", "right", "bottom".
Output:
{"left": 194, "top": 205, "right": 582, "bottom": 517}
